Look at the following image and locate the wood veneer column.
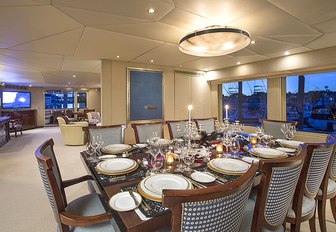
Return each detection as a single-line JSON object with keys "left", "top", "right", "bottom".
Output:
{"left": 101, "top": 59, "right": 113, "bottom": 125}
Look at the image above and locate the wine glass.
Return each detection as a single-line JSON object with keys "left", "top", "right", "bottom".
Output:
{"left": 280, "top": 124, "right": 289, "bottom": 139}
{"left": 152, "top": 153, "right": 164, "bottom": 173}
{"left": 182, "top": 148, "right": 195, "bottom": 171}
{"left": 174, "top": 139, "right": 186, "bottom": 172}
{"left": 230, "top": 138, "right": 241, "bottom": 158}
{"left": 222, "top": 133, "right": 232, "bottom": 158}
{"left": 85, "top": 141, "right": 95, "bottom": 162}
{"left": 261, "top": 135, "right": 272, "bottom": 147}
{"left": 286, "top": 128, "right": 295, "bottom": 140}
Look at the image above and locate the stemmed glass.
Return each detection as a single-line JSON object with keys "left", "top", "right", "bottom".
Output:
{"left": 286, "top": 126, "right": 296, "bottom": 140}
{"left": 174, "top": 139, "right": 186, "bottom": 172}
{"left": 148, "top": 144, "right": 160, "bottom": 174}
{"left": 230, "top": 138, "right": 241, "bottom": 158}
{"left": 280, "top": 124, "right": 289, "bottom": 139}
{"left": 261, "top": 134, "right": 272, "bottom": 147}
{"left": 85, "top": 140, "right": 95, "bottom": 163}
{"left": 182, "top": 148, "right": 195, "bottom": 171}
{"left": 222, "top": 133, "right": 232, "bottom": 158}
{"left": 91, "top": 135, "right": 103, "bottom": 162}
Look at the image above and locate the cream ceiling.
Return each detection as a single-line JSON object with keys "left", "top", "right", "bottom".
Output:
{"left": 0, "top": 0, "right": 335, "bottom": 87}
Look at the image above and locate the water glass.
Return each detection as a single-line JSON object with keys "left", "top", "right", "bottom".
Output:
{"left": 182, "top": 149, "right": 195, "bottom": 171}
{"left": 230, "top": 138, "right": 240, "bottom": 158}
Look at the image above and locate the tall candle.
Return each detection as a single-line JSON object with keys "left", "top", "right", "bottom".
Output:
{"left": 225, "top": 105, "right": 229, "bottom": 119}
{"left": 188, "top": 105, "right": 192, "bottom": 122}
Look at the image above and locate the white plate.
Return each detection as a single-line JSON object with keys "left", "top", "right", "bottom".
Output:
{"left": 97, "top": 158, "right": 136, "bottom": 173}
{"left": 109, "top": 192, "right": 142, "bottom": 212}
{"left": 241, "top": 156, "right": 260, "bottom": 164}
{"left": 276, "top": 147, "right": 297, "bottom": 153}
{"left": 250, "top": 147, "right": 286, "bottom": 159}
{"left": 101, "top": 144, "right": 132, "bottom": 154}
{"left": 210, "top": 158, "right": 250, "bottom": 173}
{"left": 99, "top": 155, "right": 117, "bottom": 160}
{"left": 191, "top": 171, "right": 216, "bottom": 183}
{"left": 276, "top": 139, "right": 303, "bottom": 149}
{"left": 135, "top": 143, "right": 148, "bottom": 148}
{"left": 156, "top": 139, "right": 173, "bottom": 145}
{"left": 144, "top": 174, "right": 190, "bottom": 195}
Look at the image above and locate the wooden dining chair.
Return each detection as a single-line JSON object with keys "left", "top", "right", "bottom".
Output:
{"left": 35, "top": 139, "right": 120, "bottom": 232}
{"left": 316, "top": 135, "right": 336, "bottom": 232}
{"left": 194, "top": 117, "right": 216, "bottom": 134}
{"left": 83, "top": 124, "right": 126, "bottom": 145}
{"left": 240, "top": 144, "right": 307, "bottom": 232}
{"left": 285, "top": 135, "right": 336, "bottom": 232}
{"left": 166, "top": 120, "right": 189, "bottom": 139}
{"left": 259, "top": 119, "right": 297, "bottom": 139}
{"left": 131, "top": 121, "right": 163, "bottom": 143}
{"left": 162, "top": 162, "right": 258, "bottom": 232}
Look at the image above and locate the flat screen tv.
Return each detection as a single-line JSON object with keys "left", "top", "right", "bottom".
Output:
{"left": 2, "top": 91, "right": 31, "bottom": 109}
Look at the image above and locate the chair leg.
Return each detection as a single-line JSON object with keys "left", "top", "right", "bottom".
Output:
{"left": 309, "top": 211, "right": 317, "bottom": 232}
{"left": 290, "top": 222, "right": 301, "bottom": 232}
{"left": 15, "top": 130, "right": 17, "bottom": 138}
{"left": 331, "top": 196, "right": 336, "bottom": 222}
{"left": 318, "top": 199, "right": 327, "bottom": 232}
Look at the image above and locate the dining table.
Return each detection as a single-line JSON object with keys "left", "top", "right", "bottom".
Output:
{"left": 79, "top": 137, "right": 301, "bottom": 232}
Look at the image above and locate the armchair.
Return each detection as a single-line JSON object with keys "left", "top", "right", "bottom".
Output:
{"left": 57, "top": 117, "right": 88, "bottom": 145}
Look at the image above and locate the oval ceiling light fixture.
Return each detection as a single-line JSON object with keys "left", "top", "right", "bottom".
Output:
{"left": 179, "top": 25, "right": 251, "bottom": 57}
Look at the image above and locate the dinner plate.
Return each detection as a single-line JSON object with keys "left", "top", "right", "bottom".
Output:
{"left": 135, "top": 143, "right": 148, "bottom": 148}
{"left": 156, "top": 139, "right": 173, "bottom": 145}
{"left": 99, "top": 155, "right": 117, "bottom": 160}
{"left": 276, "top": 139, "right": 303, "bottom": 149}
{"left": 101, "top": 144, "right": 132, "bottom": 154}
{"left": 109, "top": 192, "right": 142, "bottom": 212}
{"left": 96, "top": 158, "right": 138, "bottom": 175}
{"left": 276, "top": 147, "right": 297, "bottom": 153}
{"left": 138, "top": 174, "right": 192, "bottom": 202}
{"left": 208, "top": 158, "right": 250, "bottom": 175}
{"left": 191, "top": 171, "right": 216, "bottom": 183}
{"left": 250, "top": 147, "right": 287, "bottom": 159}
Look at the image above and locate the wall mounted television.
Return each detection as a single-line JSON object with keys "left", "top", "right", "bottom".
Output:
{"left": 1, "top": 91, "right": 31, "bottom": 109}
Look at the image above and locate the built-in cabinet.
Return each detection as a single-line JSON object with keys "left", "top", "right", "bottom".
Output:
{"left": 0, "top": 117, "right": 10, "bottom": 147}
{"left": 0, "top": 110, "right": 37, "bottom": 130}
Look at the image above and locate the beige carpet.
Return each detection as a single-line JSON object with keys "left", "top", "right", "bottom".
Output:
{"left": 0, "top": 127, "right": 335, "bottom": 232}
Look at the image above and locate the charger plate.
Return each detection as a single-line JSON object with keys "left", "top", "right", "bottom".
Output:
{"left": 276, "top": 139, "right": 303, "bottom": 149}
{"left": 96, "top": 158, "right": 138, "bottom": 175}
{"left": 250, "top": 147, "right": 287, "bottom": 159}
{"left": 137, "top": 174, "right": 192, "bottom": 202}
{"left": 101, "top": 144, "right": 132, "bottom": 154}
{"left": 208, "top": 158, "right": 250, "bottom": 175}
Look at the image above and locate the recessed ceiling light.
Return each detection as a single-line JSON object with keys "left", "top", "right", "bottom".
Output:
{"left": 237, "top": 62, "right": 241, "bottom": 65}
{"left": 148, "top": 8, "right": 155, "bottom": 14}
{"left": 150, "top": 60, "right": 154, "bottom": 63}
{"left": 73, "top": 75, "right": 76, "bottom": 78}
{"left": 68, "top": 82, "right": 71, "bottom": 84}
{"left": 284, "top": 51, "right": 290, "bottom": 55}
{"left": 29, "top": 84, "right": 32, "bottom": 87}
{"left": 117, "top": 55, "right": 120, "bottom": 58}
{"left": 251, "top": 40, "right": 256, "bottom": 44}
{"left": 179, "top": 65, "right": 182, "bottom": 68}
{"left": 65, "top": 85, "right": 68, "bottom": 87}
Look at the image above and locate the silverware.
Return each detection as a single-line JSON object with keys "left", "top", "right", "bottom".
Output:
{"left": 204, "top": 172, "right": 228, "bottom": 184}
{"left": 128, "top": 190, "right": 140, "bottom": 207}
{"left": 133, "top": 189, "right": 152, "bottom": 211}
{"left": 181, "top": 175, "right": 207, "bottom": 188}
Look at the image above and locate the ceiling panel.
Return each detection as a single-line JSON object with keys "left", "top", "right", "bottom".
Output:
{"left": 53, "top": 0, "right": 174, "bottom": 20}
{"left": 246, "top": 38, "right": 301, "bottom": 56}
{"left": 305, "top": 32, "right": 336, "bottom": 50}
{"left": 132, "top": 43, "right": 197, "bottom": 66}
{"left": 55, "top": 6, "right": 148, "bottom": 26}
{"left": 62, "top": 57, "right": 100, "bottom": 73}
{"left": 0, "top": 0, "right": 50, "bottom": 7}
{"left": 75, "top": 27, "right": 164, "bottom": 61}
{"left": 265, "top": 34, "right": 321, "bottom": 46}
{"left": 312, "top": 18, "right": 336, "bottom": 33}
{"left": 269, "top": 0, "right": 336, "bottom": 25}
{"left": 95, "top": 22, "right": 188, "bottom": 45}
{"left": 0, "top": 67, "right": 45, "bottom": 84}
{"left": 11, "top": 28, "right": 83, "bottom": 55}
{"left": 0, "top": 5, "right": 82, "bottom": 48}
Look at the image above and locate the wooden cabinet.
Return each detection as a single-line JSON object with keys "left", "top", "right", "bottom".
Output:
{"left": 0, "top": 110, "right": 37, "bottom": 130}
{"left": 0, "top": 117, "right": 10, "bottom": 147}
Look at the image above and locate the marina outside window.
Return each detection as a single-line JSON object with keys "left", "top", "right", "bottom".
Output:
{"left": 286, "top": 72, "right": 336, "bottom": 133}
{"left": 77, "top": 92, "right": 87, "bottom": 109}
{"left": 45, "top": 90, "right": 74, "bottom": 109}
{"left": 222, "top": 79, "right": 267, "bottom": 125}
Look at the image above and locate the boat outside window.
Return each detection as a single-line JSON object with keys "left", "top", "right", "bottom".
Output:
{"left": 222, "top": 79, "right": 267, "bottom": 125}
{"left": 286, "top": 72, "right": 336, "bottom": 133}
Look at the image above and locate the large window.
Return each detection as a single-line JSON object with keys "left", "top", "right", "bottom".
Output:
{"left": 286, "top": 72, "right": 336, "bottom": 133}
{"left": 45, "top": 90, "right": 74, "bottom": 109}
{"left": 77, "top": 92, "right": 87, "bottom": 109}
{"left": 222, "top": 79, "right": 267, "bottom": 125}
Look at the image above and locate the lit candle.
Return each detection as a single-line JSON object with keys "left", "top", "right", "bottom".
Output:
{"left": 216, "top": 144, "right": 223, "bottom": 154}
{"left": 225, "top": 105, "right": 229, "bottom": 119}
{"left": 250, "top": 137, "right": 257, "bottom": 147}
{"left": 188, "top": 105, "right": 192, "bottom": 123}
{"left": 166, "top": 152, "right": 174, "bottom": 165}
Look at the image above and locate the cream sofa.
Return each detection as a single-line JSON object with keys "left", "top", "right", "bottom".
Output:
{"left": 57, "top": 117, "right": 88, "bottom": 145}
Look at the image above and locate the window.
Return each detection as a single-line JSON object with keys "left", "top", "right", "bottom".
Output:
{"left": 45, "top": 90, "right": 74, "bottom": 109}
{"left": 222, "top": 79, "right": 267, "bottom": 125}
{"left": 77, "top": 92, "right": 87, "bottom": 109}
{"left": 286, "top": 72, "right": 336, "bottom": 133}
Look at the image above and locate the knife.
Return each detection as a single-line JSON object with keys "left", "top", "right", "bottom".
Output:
{"left": 128, "top": 190, "right": 140, "bottom": 207}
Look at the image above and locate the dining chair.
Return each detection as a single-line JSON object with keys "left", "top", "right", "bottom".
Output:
{"left": 194, "top": 117, "right": 216, "bottom": 134}
{"left": 82, "top": 124, "right": 126, "bottom": 145}
{"left": 166, "top": 120, "right": 189, "bottom": 139}
{"left": 259, "top": 119, "right": 297, "bottom": 139}
{"left": 35, "top": 139, "right": 121, "bottom": 232}
{"left": 131, "top": 121, "right": 163, "bottom": 143}
{"left": 285, "top": 135, "right": 336, "bottom": 232}
{"left": 316, "top": 135, "right": 336, "bottom": 232}
{"left": 162, "top": 162, "right": 258, "bottom": 232}
{"left": 240, "top": 144, "right": 307, "bottom": 232}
